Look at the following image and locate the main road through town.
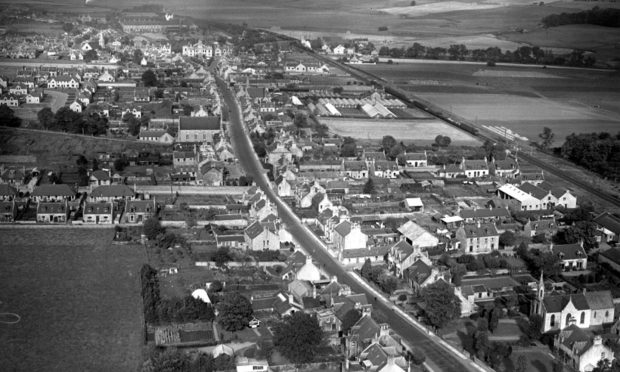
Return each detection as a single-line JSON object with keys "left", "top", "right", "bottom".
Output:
{"left": 216, "top": 76, "right": 488, "bottom": 372}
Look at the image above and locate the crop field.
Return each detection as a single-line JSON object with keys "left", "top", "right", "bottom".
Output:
{"left": 360, "top": 62, "right": 620, "bottom": 142}
{"left": 0, "top": 228, "right": 146, "bottom": 372}
{"left": 321, "top": 117, "right": 479, "bottom": 145}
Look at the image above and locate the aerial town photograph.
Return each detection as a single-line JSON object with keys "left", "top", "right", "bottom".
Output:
{"left": 0, "top": 0, "right": 619, "bottom": 371}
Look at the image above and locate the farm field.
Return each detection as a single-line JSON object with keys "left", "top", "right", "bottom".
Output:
{"left": 320, "top": 117, "right": 480, "bottom": 145}
{"left": 0, "top": 228, "right": 146, "bottom": 372}
{"left": 360, "top": 63, "right": 620, "bottom": 142}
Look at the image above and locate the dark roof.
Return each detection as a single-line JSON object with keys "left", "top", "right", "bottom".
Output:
{"left": 90, "top": 170, "right": 110, "bottom": 181}
{"left": 84, "top": 202, "right": 113, "bottom": 214}
{"left": 302, "top": 296, "right": 323, "bottom": 309}
{"left": 37, "top": 202, "right": 67, "bottom": 213}
{"left": 90, "top": 185, "right": 135, "bottom": 198}
{"left": 594, "top": 212, "right": 620, "bottom": 235}
{"left": 553, "top": 243, "right": 586, "bottom": 261}
{"left": 351, "top": 315, "right": 380, "bottom": 341}
{"left": 125, "top": 200, "right": 155, "bottom": 213}
{"left": 32, "top": 184, "right": 75, "bottom": 197}
{"left": 543, "top": 294, "right": 590, "bottom": 313}
{"left": 406, "top": 260, "right": 432, "bottom": 284}
{"left": 461, "top": 223, "right": 499, "bottom": 238}
{"left": 600, "top": 248, "right": 620, "bottom": 265}
{"left": 460, "top": 208, "right": 510, "bottom": 219}
{"left": 244, "top": 221, "right": 264, "bottom": 239}
{"left": 179, "top": 116, "right": 220, "bottom": 131}
{"left": 520, "top": 182, "right": 549, "bottom": 200}
{"left": 334, "top": 220, "right": 352, "bottom": 237}
{"left": 341, "top": 246, "right": 389, "bottom": 259}
{"left": 584, "top": 291, "right": 614, "bottom": 310}
{"left": 0, "top": 184, "right": 18, "bottom": 196}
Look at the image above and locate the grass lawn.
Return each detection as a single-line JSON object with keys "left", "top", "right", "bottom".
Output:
{"left": 0, "top": 228, "right": 146, "bottom": 372}
{"left": 508, "top": 348, "right": 568, "bottom": 372}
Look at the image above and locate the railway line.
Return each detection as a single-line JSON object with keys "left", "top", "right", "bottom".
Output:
{"left": 267, "top": 33, "right": 620, "bottom": 208}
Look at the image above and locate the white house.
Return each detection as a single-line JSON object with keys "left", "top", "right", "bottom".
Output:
{"left": 555, "top": 329, "right": 614, "bottom": 372}
{"left": 333, "top": 220, "right": 368, "bottom": 251}
{"left": 244, "top": 221, "right": 280, "bottom": 251}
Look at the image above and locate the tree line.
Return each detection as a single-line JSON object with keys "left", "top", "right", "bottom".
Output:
{"left": 542, "top": 6, "right": 620, "bottom": 28}
{"left": 560, "top": 132, "right": 620, "bottom": 180}
{"left": 379, "top": 43, "right": 596, "bottom": 67}
{"left": 36, "top": 107, "right": 108, "bottom": 136}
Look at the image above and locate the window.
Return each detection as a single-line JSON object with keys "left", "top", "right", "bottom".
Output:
{"left": 550, "top": 314, "right": 556, "bottom": 327}
{"left": 606, "top": 311, "right": 610, "bottom": 318}
{"left": 566, "top": 314, "right": 572, "bottom": 326}
{"left": 580, "top": 312, "right": 585, "bottom": 324}
{"left": 594, "top": 311, "right": 597, "bottom": 319}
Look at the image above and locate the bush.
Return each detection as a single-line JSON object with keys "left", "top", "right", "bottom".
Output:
{"left": 398, "top": 294, "right": 408, "bottom": 302}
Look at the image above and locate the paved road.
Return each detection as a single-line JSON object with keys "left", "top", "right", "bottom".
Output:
{"left": 216, "top": 76, "right": 488, "bottom": 372}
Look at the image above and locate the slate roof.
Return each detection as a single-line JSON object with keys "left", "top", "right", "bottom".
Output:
{"left": 594, "top": 212, "right": 620, "bottom": 235}
{"left": 553, "top": 243, "right": 586, "bottom": 261}
{"left": 244, "top": 221, "right": 265, "bottom": 239}
{"left": 543, "top": 294, "right": 590, "bottom": 313}
{"left": 0, "top": 184, "right": 17, "bottom": 196}
{"left": 125, "top": 200, "right": 155, "bottom": 213}
{"left": 391, "top": 240, "right": 414, "bottom": 260}
{"left": 351, "top": 315, "right": 380, "bottom": 341}
{"left": 584, "top": 291, "right": 614, "bottom": 310}
{"left": 179, "top": 115, "right": 220, "bottom": 131}
{"left": 460, "top": 208, "right": 510, "bottom": 219}
{"left": 90, "top": 170, "right": 111, "bottom": 181}
{"left": 404, "top": 152, "right": 426, "bottom": 161}
{"left": 37, "top": 202, "right": 67, "bottom": 213}
{"left": 32, "top": 184, "right": 75, "bottom": 197}
{"left": 520, "top": 182, "right": 550, "bottom": 200}
{"left": 361, "top": 343, "right": 388, "bottom": 369}
{"left": 461, "top": 223, "right": 499, "bottom": 238}
{"left": 538, "top": 181, "right": 569, "bottom": 199}
{"left": 405, "top": 260, "right": 432, "bottom": 285}
{"left": 600, "top": 248, "right": 620, "bottom": 265}
{"left": 341, "top": 246, "right": 389, "bottom": 259}
{"left": 90, "top": 185, "right": 135, "bottom": 198}
{"left": 334, "top": 220, "right": 352, "bottom": 237}
{"left": 83, "top": 202, "right": 113, "bottom": 214}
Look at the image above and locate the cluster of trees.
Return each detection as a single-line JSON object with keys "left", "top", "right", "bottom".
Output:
{"left": 140, "top": 348, "right": 235, "bottom": 372}
{"left": 341, "top": 136, "right": 357, "bottom": 157}
{"left": 250, "top": 128, "right": 277, "bottom": 158}
{"left": 464, "top": 317, "right": 514, "bottom": 369}
{"left": 552, "top": 206, "right": 599, "bottom": 251}
{"left": 217, "top": 292, "right": 254, "bottom": 331}
{"left": 434, "top": 135, "right": 452, "bottom": 148}
{"left": 455, "top": 252, "right": 514, "bottom": 273}
{"left": 560, "top": 132, "right": 620, "bottom": 179}
{"left": 515, "top": 243, "right": 561, "bottom": 277}
{"left": 0, "top": 104, "right": 22, "bottom": 128}
{"left": 140, "top": 264, "right": 214, "bottom": 325}
{"left": 36, "top": 107, "right": 108, "bottom": 136}
{"left": 379, "top": 42, "right": 596, "bottom": 67}
{"left": 273, "top": 312, "right": 324, "bottom": 365}
{"left": 123, "top": 112, "right": 150, "bottom": 136}
{"left": 360, "top": 259, "right": 399, "bottom": 294}
{"left": 542, "top": 7, "right": 620, "bottom": 28}
{"left": 420, "top": 280, "right": 461, "bottom": 328}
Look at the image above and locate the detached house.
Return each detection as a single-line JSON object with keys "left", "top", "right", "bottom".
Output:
{"left": 552, "top": 243, "right": 587, "bottom": 271}
{"left": 122, "top": 199, "right": 156, "bottom": 224}
{"left": 401, "top": 152, "right": 428, "bottom": 168}
{"left": 387, "top": 240, "right": 431, "bottom": 277}
{"left": 83, "top": 202, "right": 114, "bottom": 224}
{"left": 89, "top": 170, "right": 111, "bottom": 187}
{"left": 244, "top": 220, "right": 279, "bottom": 251}
{"left": 455, "top": 222, "right": 499, "bottom": 255}
{"left": 462, "top": 157, "right": 489, "bottom": 178}
{"left": 333, "top": 220, "right": 368, "bottom": 251}
{"left": 555, "top": 329, "right": 614, "bottom": 372}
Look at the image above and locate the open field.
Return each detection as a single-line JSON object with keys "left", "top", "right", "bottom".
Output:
{"left": 360, "top": 62, "right": 620, "bottom": 142}
{"left": 320, "top": 117, "right": 480, "bottom": 145}
{"left": 0, "top": 127, "right": 169, "bottom": 168}
{"left": 0, "top": 228, "right": 146, "bottom": 372}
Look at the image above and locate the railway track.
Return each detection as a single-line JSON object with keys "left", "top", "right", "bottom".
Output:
{"left": 267, "top": 32, "right": 620, "bottom": 208}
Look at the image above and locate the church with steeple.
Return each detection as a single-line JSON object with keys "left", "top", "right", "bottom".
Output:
{"left": 531, "top": 272, "right": 614, "bottom": 333}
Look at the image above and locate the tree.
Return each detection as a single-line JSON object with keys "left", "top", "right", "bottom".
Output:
{"left": 408, "top": 347, "right": 425, "bottom": 365}
{"left": 37, "top": 107, "right": 55, "bottom": 129}
{"left": 143, "top": 217, "right": 164, "bottom": 240}
{"left": 378, "top": 273, "right": 398, "bottom": 294}
{"left": 217, "top": 292, "right": 253, "bottom": 331}
{"left": 114, "top": 157, "right": 129, "bottom": 171}
{"left": 360, "top": 259, "right": 373, "bottom": 280}
{"left": 382, "top": 135, "right": 397, "bottom": 153}
{"left": 133, "top": 49, "right": 144, "bottom": 65}
{"left": 516, "top": 355, "right": 528, "bottom": 372}
{"left": 488, "top": 306, "right": 502, "bottom": 333}
{"left": 473, "top": 330, "right": 490, "bottom": 359}
{"left": 499, "top": 231, "right": 516, "bottom": 247}
{"left": 525, "top": 314, "right": 543, "bottom": 340}
{"left": 53, "top": 107, "right": 84, "bottom": 133}
{"left": 62, "top": 22, "right": 73, "bottom": 33}
{"left": 0, "top": 104, "right": 21, "bottom": 127}
{"left": 213, "top": 247, "right": 232, "bottom": 267}
{"left": 273, "top": 312, "right": 323, "bottom": 365}
{"left": 435, "top": 135, "right": 451, "bottom": 147}
{"left": 142, "top": 69, "right": 158, "bottom": 87}
{"left": 363, "top": 178, "right": 376, "bottom": 194}
{"left": 420, "top": 280, "right": 461, "bottom": 328}
{"left": 83, "top": 49, "right": 98, "bottom": 62}
{"left": 539, "top": 127, "right": 554, "bottom": 149}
